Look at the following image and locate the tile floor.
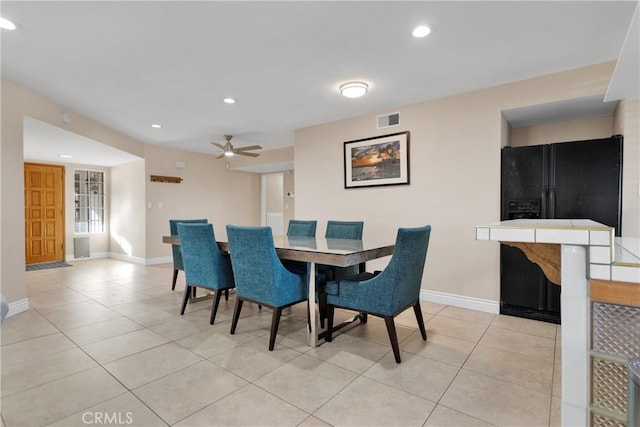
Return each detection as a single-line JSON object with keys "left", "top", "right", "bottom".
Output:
{"left": 1, "top": 259, "right": 562, "bottom": 426}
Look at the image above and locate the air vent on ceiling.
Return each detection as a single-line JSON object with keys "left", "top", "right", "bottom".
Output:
{"left": 377, "top": 112, "right": 400, "bottom": 129}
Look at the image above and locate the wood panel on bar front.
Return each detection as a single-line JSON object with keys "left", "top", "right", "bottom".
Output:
{"left": 502, "top": 242, "right": 561, "bottom": 285}
{"left": 590, "top": 279, "right": 640, "bottom": 307}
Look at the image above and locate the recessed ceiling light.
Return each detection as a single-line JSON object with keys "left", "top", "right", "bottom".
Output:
{"left": 0, "top": 17, "right": 16, "bottom": 30}
{"left": 151, "top": 124, "right": 162, "bottom": 128}
{"left": 340, "top": 81, "right": 368, "bottom": 98}
{"left": 58, "top": 154, "right": 73, "bottom": 159}
{"left": 412, "top": 25, "right": 431, "bottom": 38}
{"left": 223, "top": 97, "right": 236, "bottom": 104}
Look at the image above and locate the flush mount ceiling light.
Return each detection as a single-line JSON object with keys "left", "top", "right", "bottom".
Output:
{"left": 340, "top": 81, "right": 368, "bottom": 98}
{"left": 412, "top": 25, "right": 431, "bottom": 38}
{"left": 151, "top": 124, "right": 162, "bottom": 128}
{"left": 223, "top": 97, "right": 236, "bottom": 104}
{"left": 0, "top": 17, "right": 16, "bottom": 30}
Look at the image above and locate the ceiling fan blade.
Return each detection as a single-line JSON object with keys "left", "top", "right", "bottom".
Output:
{"left": 234, "top": 145, "right": 263, "bottom": 152}
{"left": 216, "top": 152, "right": 226, "bottom": 159}
{"left": 236, "top": 151, "right": 260, "bottom": 157}
{"left": 212, "top": 142, "right": 226, "bottom": 150}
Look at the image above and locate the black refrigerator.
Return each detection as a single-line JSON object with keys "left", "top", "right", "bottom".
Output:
{"left": 500, "top": 135, "right": 623, "bottom": 324}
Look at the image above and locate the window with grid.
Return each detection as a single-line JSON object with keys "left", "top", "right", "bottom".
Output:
{"left": 74, "top": 170, "right": 104, "bottom": 233}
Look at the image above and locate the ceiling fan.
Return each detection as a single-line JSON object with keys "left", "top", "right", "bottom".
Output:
{"left": 211, "top": 135, "right": 262, "bottom": 159}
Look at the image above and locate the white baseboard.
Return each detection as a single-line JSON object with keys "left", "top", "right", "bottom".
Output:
{"left": 108, "top": 252, "right": 147, "bottom": 265}
{"left": 420, "top": 289, "right": 499, "bottom": 314}
{"left": 66, "top": 252, "right": 109, "bottom": 262}
{"left": 145, "top": 256, "right": 172, "bottom": 266}
{"left": 6, "top": 297, "right": 29, "bottom": 318}
{"left": 66, "top": 253, "right": 171, "bottom": 266}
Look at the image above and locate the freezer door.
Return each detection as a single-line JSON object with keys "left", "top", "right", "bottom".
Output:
{"left": 501, "top": 145, "right": 546, "bottom": 220}
{"left": 551, "top": 136, "right": 622, "bottom": 234}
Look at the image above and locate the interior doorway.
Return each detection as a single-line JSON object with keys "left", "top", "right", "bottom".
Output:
{"left": 261, "top": 173, "right": 284, "bottom": 235}
{"left": 24, "top": 163, "right": 65, "bottom": 264}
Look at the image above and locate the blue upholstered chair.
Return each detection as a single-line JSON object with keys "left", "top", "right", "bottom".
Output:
{"left": 282, "top": 219, "right": 317, "bottom": 275}
{"left": 325, "top": 225, "right": 431, "bottom": 363}
{"left": 286, "top": 219, "right": 317, "bottom": 237}
{"left": 169, "top": 219, "right": 208, "bottom": 290}
{"left": 324, "top": 220, "right": 364, "bottom": 279}
{"left": 318, "top": 220, "right": 365, "bottom": 327}
{"left": 325, "top": 220, "right": 364, "bottom": 240}
{"left": 227, "top": 225, "right": 308, "bottom": 351}
{"left": 177, "top": 223, "right": 234, "bottom": 325}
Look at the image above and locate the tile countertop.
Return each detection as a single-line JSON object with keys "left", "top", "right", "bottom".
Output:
{"left": 614, "top": 237, "right": 640, "bottom": 267}
{"left": 475, "top": 219, "right": 639, "bottom": 283}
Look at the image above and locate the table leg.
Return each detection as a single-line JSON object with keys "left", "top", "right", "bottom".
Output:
{"left": 308, "top": 261, "right": 318, "bottom": 347}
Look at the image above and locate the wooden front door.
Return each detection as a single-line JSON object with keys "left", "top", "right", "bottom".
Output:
{"left": 24, "top": 163, "right": 65, "bottom": 264}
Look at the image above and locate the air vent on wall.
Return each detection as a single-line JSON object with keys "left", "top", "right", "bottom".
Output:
{"left": 377, "top": 112, "right": 400, "bottom": 129}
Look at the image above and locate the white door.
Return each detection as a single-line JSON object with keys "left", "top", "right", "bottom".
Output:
{"left": 261, "top": 173, "right": 284, "bottom": 235}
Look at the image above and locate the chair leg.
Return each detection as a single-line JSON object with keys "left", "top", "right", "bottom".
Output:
{"left": 224, "top": 289, "right": 229, "bottom": 301}
{"left": 326, "top": 305, "right": 335, "bottom": 342}
{"left": 269, "top": 307, "right": 283, "bottom": 351}
{"left": 319, "top": 292, "right": 327, "bottom": 328}
{"left": 230, "top": 298, "right": 243, "bottom": 335}
{"left": 413, "top": 302, "right": 427, "bottom": 341}
{"left": 210, "top": 291, "right": 223, "bottom": 325}
{"left": 384, "top": 316, "right": 401, "bottom": 363}
{"left": 171, "top": 269, "right": 179, "bottom": 291}
{"left": 180, "top": 285, "right": 191, "bottom": 315}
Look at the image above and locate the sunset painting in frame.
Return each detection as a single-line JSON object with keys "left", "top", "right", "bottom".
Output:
{"left": 344, "top": 131, "right": 410, "bottom": 188}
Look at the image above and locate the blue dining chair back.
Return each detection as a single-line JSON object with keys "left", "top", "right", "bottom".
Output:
{"left": 317, "top": 220, "right": 365, "bottom": 327}
{"left": 283, "top": 219, "right": 317, "bottom": 275}
{"left": 177, "top": 223, "right": 234, "bottom": 325}
{"left": 325, "top": 220, "right": 364, "bottom": 240}
{"left": 169, "top": 219, "right": 208, "bottom": 290}
{"left": 325, "top": 225, "right": 432, "bottom": 363}
{"left": 227, "top": 225, "right": 308, "bottom": 350}
{"left": 287, "top": 219, "right": 317, "bottom": 237}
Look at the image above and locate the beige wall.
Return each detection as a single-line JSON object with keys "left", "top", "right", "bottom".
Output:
{"left": 615, "top": 99, "right": 640, "bottom": 236}
{"left": 509, "top": 115, "right": 614, "bottom": 147}
{"left": 143, "top": 144, "right": 261, "bottom": 261}
{"left": 230, "top": 146, "right": 293, "bottom": 170}
{"left": 111, "top": 159, "right": 146, "bottom": 261}
{"left": 1, "top": 82, "right": 27, "bottom": 305}
{"left": 294, "top": 61, "right": 638, "bottom": 307}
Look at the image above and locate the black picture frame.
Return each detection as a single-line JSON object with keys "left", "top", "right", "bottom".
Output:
{"left": 343, "top": 131, "right": 410, "bottom": 189}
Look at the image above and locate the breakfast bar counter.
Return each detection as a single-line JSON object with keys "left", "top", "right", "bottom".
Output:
{"left": 476, "top": 219, "right": 639, "bottom": 426}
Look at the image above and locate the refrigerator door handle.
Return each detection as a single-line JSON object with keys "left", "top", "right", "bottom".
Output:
{"left": 541, "top": 187, "right": 549, "bottom": 218}
{"left": 548, "top": 187, "right": 556, "bottom": 219}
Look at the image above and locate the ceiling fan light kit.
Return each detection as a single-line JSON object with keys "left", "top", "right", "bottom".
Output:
{"left": 211, "top": 134, "right": 262, "bottom": 159}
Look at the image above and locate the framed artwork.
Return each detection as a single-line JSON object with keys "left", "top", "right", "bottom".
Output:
{"left": 343, "top": 131, "right": 410, "bottom": 189}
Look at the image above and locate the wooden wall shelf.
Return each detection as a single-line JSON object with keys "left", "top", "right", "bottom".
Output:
{"left": 150, "top": 175, "right": 183, "bottom": 184}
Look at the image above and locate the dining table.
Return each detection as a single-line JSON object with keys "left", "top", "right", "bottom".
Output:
{"left": 163, "top": 234, "right": 395, "bottom": 346}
